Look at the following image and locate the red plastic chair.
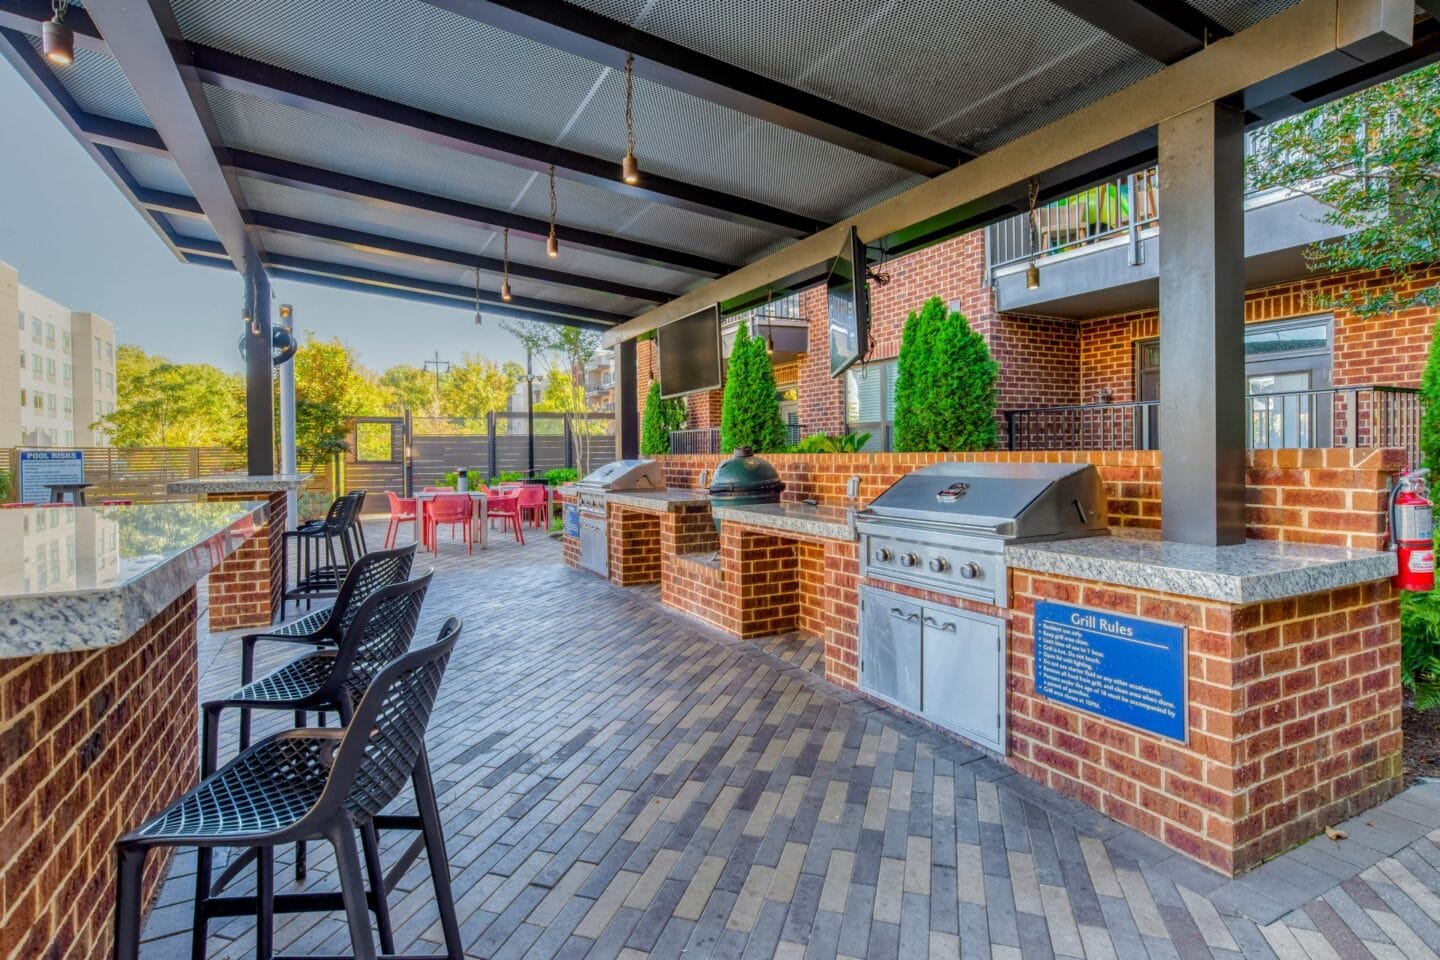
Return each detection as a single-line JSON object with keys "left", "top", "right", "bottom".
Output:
{"left": 423, "top": 486, "right": 454, "bottom": 492}
{"left": 487, "top": 492, "right": 525, "bottom": 545}
{"left": 383, "top": 491, "right": 417, "bottom": 549}
{"left": 424, "top": 493, "right": 474, "bottom": 554}
{"left": 517, "top": 485, "right": 548, "bottom": 530}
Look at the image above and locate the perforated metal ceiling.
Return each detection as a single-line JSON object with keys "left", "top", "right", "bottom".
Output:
{"left": 1188, "top": 0, "right": 1304, "bottom": 32}
{"left": 113, "top": 150, "right": 192, "bottom": 196}
{"left": 25, "top": 38, "right": 151, "bottom": 127}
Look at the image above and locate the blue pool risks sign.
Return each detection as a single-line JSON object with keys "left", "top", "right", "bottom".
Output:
{"left": 563, "top": 503, "right": 579, "bottom": 539}
{"left": 1033, "top": 600, "right": 1187, "bottom": 743}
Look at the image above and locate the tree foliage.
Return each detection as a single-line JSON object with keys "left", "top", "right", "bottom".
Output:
{"left": 501, "top": 320, "right": 605, "bottom": 472}
{"left": 292, "top": 333, "right": 391, "bottom": 468}
{"left": 641, "top": 379, "right": 688, "bottom": 455}
{"left": 440, "top": 353, "right": 520, "bottom": 422}
{"left": 892, "top": 297, "right": 998, "bottom": 452}
{"left": 379, "top": 364, "right": 440, "bottom": 417}
{"left": 100, "top": 345, "right": 245, "bottom": 448}
{"left": 1246, "top": 63, "right": 1440, "bottom": 318}
{"left": 720, "top": 322, "right": 787, "bottom": 453}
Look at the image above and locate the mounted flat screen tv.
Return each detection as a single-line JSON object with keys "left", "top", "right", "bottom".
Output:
{"left": 658, "top": 303, "right": 723, "bottom": 398}
{"left": 827, "top": 225, "right": 870, "bottom": 377}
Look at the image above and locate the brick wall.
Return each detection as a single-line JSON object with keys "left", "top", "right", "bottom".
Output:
{"left": 205, "top": 491, "right": 286, "bottom": 632}
{"left": 0, "top": 590, "right": 199, "bottom": 959}
{"left": 1007, "top": 572, "right": 1402, "bottom": 874}
{"left": 608, "top": 505, "right": 661, "bottom": 586}
{"left": 685, "top": 390, "right": 724, "bottom": 430}
{"left": 656, "top": 447, "right": 1402, "bottom": 547}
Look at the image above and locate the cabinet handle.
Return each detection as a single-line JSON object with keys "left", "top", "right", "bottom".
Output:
{"left": 923, "top": 615, "right": 958, "bottom": 632}
{"left": 889, "top": 607, "right": 919, "bottom": 622}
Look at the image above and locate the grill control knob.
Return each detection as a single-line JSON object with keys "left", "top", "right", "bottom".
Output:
{"left": 899, "top": 552, "right": 919, "bottom": 568}
{"left": 876, "top": 547, "right": 894, "bottom": 563}
{"left": 957, "top": 562, "right": 982, "bottom": 580}
{"left": 928, "top": 557, "right": 950, "bottom": 573}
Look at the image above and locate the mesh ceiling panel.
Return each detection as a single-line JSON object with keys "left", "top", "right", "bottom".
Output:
{"left": 568, "top": 0, "right": 1161, "bottom": 150}
{"left": 113, "top": 150, "right": 193, "bottom": 196}
{"left": 236, "top": 176, "right": 698, "bottom": 295}
{"left": 167, "top": 0, "right": 914, "bottom": 220}
{"left": 1188, "top": 0, "right": 1304, "bottom": 32}
{"left": 259, "top": 231, "right": 652, "bottom": 316}
{"left": 202, "top": 86, "right": 777, "bottom": 264}
{"left": 166, "top": 215, "right": 220, "bottom": 242}
{"left": 24, "top": 39, "right": 151, "bottom": 127}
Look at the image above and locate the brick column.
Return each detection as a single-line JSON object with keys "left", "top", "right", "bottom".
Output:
{"left": 608, "top": 505, "right": 662, "bottom": 586}
{"left": 204, "top": 491, "right": 287, "bottom": 631}
{"left": 0, "top": 590, "right": 200, "bottom": 958}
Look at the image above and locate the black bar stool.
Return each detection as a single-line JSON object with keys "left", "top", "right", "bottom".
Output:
{"left": 283, "top": 493, "right": 363, "bottom": 615}
{"left": 112, "top": 620, "right": 465, "bottom": 960}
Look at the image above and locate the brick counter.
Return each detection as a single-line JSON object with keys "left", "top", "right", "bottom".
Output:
{"left": 202, "top": 490, "right": 287, "bottom": 631}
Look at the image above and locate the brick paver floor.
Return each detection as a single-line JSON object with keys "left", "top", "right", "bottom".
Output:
{"left": 138, "top": 523, "right": 1440, "bottom": 959}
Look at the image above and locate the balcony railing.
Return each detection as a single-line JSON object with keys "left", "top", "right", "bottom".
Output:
{"left": 1004, "top": 386, "right": 1421, "bottom": 464}
{"left": 668, "top": 421, "right": 804, "bottom": 454}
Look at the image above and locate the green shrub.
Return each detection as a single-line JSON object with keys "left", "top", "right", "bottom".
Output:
{"left": 544, "top": 467, "right": 578, "bottom": 486}
{"left": 720, "top": 322, "right": 787, "bottom": 453}
{"left": 0, "top": 469, "right": 10, "bottom": 502}
{"left": 1402, "top": 592, "right": 1440, "bottom": 710}
{"left": 789, "top": 432, "right": 871, "bottom": 454}
{"left": 641, "top": 380, "right": 688, "bottom": 455}
{"left": 892, "top": 297, "right": 998, "bottom": 452}
{"left": 487, "top": 470, "right": 526, "bottom": 485}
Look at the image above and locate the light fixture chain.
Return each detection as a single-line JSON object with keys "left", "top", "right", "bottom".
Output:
{"left": 548, "top": 164, "right": 557, "bottom": 237}
{"left": 502, "top": 227, "right": 509, "bottom": 283}
{"left": 52, "top": 0, "right": 67, "bottom": 19}
{"left": 624, "top": 54, "right": 636, "bottom": 155}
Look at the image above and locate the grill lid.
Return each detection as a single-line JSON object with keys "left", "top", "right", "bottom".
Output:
{"left": 577, "top": 459, "right": 663, "bottom": 492}
{"left": 860, "top": 462, "right": 1107, "bottom": 538}
{"left": 709, "top": 448, "right": 785, "bottom": 496}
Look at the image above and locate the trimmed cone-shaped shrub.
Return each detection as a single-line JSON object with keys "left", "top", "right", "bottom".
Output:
{"left": 892, "top": 296, "right": 998, "bottom": 452}
{"left": 640, "top": 379, "right": 687, "bottom": 455}
{"left": 720, "top": 322, "right": 787, "bottom": 453}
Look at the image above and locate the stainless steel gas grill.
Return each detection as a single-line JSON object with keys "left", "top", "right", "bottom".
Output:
{"left": 575, "top": 459, "right": 664, "bottom": 576}
{"left": 855, "top": 462, "right": 1107, "bottom": 754}
{"left": 857, "top": 462, "right": 1107, "bottom": 607}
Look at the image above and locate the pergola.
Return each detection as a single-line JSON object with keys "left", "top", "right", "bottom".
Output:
{"left": 2, "top": 0, "right": 1435, "bottom": 543}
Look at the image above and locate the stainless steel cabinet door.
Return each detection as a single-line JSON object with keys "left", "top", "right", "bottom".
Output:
{"left": 859, "top": 587, "right": 922, "bottom": 712}
{"left": 920, "top": 606, "right": 1005, "bottom": 754}
{"left": 579, "top": 518, "right": 608, "bottom": 576}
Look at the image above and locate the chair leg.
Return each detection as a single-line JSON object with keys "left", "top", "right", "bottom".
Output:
{"left": 359, "top": 820, "right": 396, "bottom": 955}
{"left": 327, "top": 823, "right": 377, "bottom": 960}
{"left": 113, "top": 845, "right": 147, "bottom": 960}
{"left": 413, "top": 748, "right": 463, "bottom": 960}
{"left": 256, "top": 846, "right": 274, "bottom": 960}
{"left": 192, "top": 847, "right": 212, "bottom": 960}
{"left": 203, "top": 703, "right": 222, "bottom": 775}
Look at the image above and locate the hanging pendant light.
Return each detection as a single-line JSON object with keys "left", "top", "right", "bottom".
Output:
{"left": 546, "top": 165, "right": 559, "bottom": 258}
{"left": 43, "top": 0, "right": 73, "bottom": 66}
{"left": 621, "top": 54, "right": 640, "bottom": 185}
{"left": 1026, "top": 262, "right": 1040, "bottom": 289}
{"left": 473, "top": 258, "right": 484, "bottom": 326}
{"left": 500, "top": 228, "right": 513, "bottom": 301}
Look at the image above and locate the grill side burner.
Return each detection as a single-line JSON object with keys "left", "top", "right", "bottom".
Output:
{"left": 855, "top": 462, "right": 1107, "bottom": 755}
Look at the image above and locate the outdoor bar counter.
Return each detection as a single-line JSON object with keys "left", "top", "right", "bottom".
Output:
{"left": 0, "top": 500, "right": 269, "bottom": 958}
{"left": 564, "top": 448, "right": 1408, "bottom": 874}
{"left": 166, "top": 473, "right": 310, "bottom": 630}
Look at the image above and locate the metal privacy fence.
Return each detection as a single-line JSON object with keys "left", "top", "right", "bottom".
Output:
{"left": 3, "top": 446, "right": 335, "bottom": 503}
{"left": 343, "top": 412, "right": 614, "bottom": 498}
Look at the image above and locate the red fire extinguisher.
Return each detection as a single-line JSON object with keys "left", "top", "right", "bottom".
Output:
{"left": 1390, "top": 468, "right": 1435, "bottom": 592}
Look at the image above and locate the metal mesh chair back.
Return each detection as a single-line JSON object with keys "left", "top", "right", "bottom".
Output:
{"left": 331, "top": 545, "right": 416, "bottom": 636}
{"left": 334, "top": 618, "right": 462, "bottom": 819}
{"left": 331, "top": 571, "right": 433, "bottom": 697}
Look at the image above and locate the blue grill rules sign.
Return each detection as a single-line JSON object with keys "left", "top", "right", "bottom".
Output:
{"left": 1033, "top": 601, "right": 1187, "bottom": 743}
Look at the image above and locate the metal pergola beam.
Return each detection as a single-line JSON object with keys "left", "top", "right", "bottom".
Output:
{"left": 186, "top": 46, "right": 824, "bottom": 238}
{"left": 419, "top": 0, "right": 965, "bottom": 177}
{"left": 85, "top": 0, "right": 262, "bottom": 274}
{"left": 263, "top": 255, "right": 616, "bottom": 330}
{"left": 1046, "top": 0, "right": 1229, "bottom": 63}
{"left": 249, "top": 210, "right": 673, "bottom": 303}
{"left": 0, "top": 1, "right": 825, "bottom": 236}
{"left": 602, "top": 0, "right": 1415, "bottom": 346}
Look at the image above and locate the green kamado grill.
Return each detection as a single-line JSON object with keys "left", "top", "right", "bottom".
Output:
{"left": 708, "top": 448, "right": 786, "bottom": 532}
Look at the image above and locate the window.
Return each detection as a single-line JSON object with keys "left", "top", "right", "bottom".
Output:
{"left": 93, "top": 368, "right": 100, "bottom": 385}
{"left": 46, "top": 358, "right": 55, "bottom": 382}
{"left": 17, "top": 351, "right": 24, "bottom": 370}
{"left": 64, "top": 430, "right": 72, "bottom": 446}
{"left": 63, "top": 396, "right": 71, "bottom": 414}
{"left": 94, "top": 400, "right": 101, "bottom": 417}
{"left": 62, "top": 331, "right": 71, "bottom": 353}
{"left": 105, "top": 372, "right": 113, "bottom": 390}
{"left": 93, "top": 336, "right": 100, "bottom": 355}
{"left": 46, "top": 393, "right": 55, "bottom": 412}
{"left": 32, "top": 364, "right": 42, "bottom": 382}
{"left": 44, "top": 323, "right": 54, "bottom": 346}
{"left": 32, "top": 318, "right": 41, "bottom": 342}
{"left": 32, "top": 392, "right": 43, "bottom": 411}
{"left": 843, "top": 359, "right": 899, "bottom": 452}
{"left": 17, "top": 311, "right": 23, "bottom": 330}
{"left": 105, "top": 341, "right": 112, "bottom": 360}
{"left": 63, "top": 363, "right": 71, "bottom": 384}
{"left": 19, "top": 389, "right": 26, "bottom": 406}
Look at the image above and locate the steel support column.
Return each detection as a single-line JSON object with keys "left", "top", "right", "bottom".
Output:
{"left": 1158, "top": 101, "right": 1246, "bottom": 546}
{"left": 244, "top": 265, "right": 275, "bottom": 476}
{"left": 615, "top": 339, "right": 639, "bottom": 461}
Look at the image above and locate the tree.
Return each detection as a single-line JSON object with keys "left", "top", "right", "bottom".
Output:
{"left": 379, "top": 364, "right": 440, "bottom": 417}
{"left": 720, "top": 322, "right": 787, "bottom": 453}
{"left": 1246, "top": 63, "right": 1440, "bottom": 318}
{"left": 502, "top": 320, "right": 604, "bottom": 473}
{"left": 892, "top": 297, "right": 997, "bottom": 452}
{"left": 292, "top": 333, "right": 391, "bottom": 469}
{"left": 439, "top": 353, "right": 518, "bottom": 423}
{"left": 100, "top": 345, "right": 245, "bottom": 448}
{"left": 641, "top": 379, "right": 688, "bottom": 455}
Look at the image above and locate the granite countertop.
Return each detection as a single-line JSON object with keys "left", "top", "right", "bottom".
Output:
{"left": 0, "top": 500, "right": 269, "bottom": 657}
{"left": 1005, "top": 528, "right": 1396, "bottom": 604}
{"left": 713, "top": 501, "right": 858, "bottom": 541}
{"left": 167, "top": 473, "right": 312, "bottom": 494}
{"left": 606, "top": 489, "right": 712, "bottom": 513}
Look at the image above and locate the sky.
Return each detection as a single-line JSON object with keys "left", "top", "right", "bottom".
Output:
{"left": 0, "top": 60, "right": 529, "bottom": 375}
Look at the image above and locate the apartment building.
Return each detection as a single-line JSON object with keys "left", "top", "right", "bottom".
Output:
{"left": 0, "top": 261, "right": 117, "bottom": 448}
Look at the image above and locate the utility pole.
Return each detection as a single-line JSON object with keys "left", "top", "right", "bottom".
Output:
{"left": 424, "top": 350, "right": 451, "bottom": 397}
